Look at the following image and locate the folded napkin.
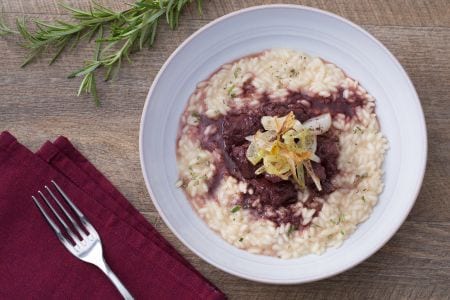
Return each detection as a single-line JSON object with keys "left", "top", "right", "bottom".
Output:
{"left": 0, "top": 131, "right": 225, "bottom": 299}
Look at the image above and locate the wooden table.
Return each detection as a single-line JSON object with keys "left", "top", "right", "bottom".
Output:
{"left": 1, "top": 1, "right": 449, "bottom": 298}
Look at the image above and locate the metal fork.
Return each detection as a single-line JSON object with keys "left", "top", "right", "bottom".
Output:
{"left": 32, "top": 180, "right": 134, "bottom": 300}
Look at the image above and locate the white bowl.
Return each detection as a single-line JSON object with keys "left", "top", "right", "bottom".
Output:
{"left": 139, "top": 5, "right": 427, "bottom": 284}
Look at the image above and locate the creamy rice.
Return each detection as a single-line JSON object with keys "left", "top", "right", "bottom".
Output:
{"left": 176, "top": 49, "right": 388, "bottom": 258}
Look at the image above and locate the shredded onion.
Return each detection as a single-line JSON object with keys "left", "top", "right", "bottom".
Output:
{"left": 303, "top": 113, "right": 332, "bottom": 135}
{"left": 245, "top": 111, "right": 331, "bottom": 191}
{"left": 304, "top": 160, "right": 322, "bottom": 191}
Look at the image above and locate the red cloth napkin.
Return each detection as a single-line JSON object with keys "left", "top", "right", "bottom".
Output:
{"left": 0, "top": 131, "right": 225, "bottom": 299}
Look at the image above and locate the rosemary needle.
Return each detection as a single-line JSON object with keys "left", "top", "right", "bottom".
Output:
{"left": 0, "top": 14, "right": 18, "bottom": 36}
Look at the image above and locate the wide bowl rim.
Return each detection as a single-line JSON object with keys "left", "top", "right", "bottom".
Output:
{"left": 139, "top": 4, "right": 427, "bottom": 284}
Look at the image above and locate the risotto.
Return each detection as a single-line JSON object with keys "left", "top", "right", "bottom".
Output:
{"left": 176, "top": 49, "right": 388, "bottom": 259}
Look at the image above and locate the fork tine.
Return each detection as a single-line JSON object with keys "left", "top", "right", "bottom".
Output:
{"left": 45, "top": 185, "right": 87, "bottom": 239}
{"left": 51, "top": 180, "right": 86, "bottom": 219}
{"left": 51, "top": 180, "right": 98, "bottom": 236}
{"left": 38, "top": 190, "right": 79, "bottom": 244}
{"left": 32, "top": 195, "right": 62, "bottom": 235}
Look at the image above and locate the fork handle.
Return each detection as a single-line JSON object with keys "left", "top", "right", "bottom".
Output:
{"left": 101, "top": 261, "right": 134, "bottom": 300}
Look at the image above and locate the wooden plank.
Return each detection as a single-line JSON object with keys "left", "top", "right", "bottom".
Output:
{"left": 1, "top": 0, "right": 450, "bottom": 27}
{"left": 0, "top": 0, "right": 128, "bottom": 15}
{"left": 162, "top": 221, "right": 450, "bottom": 299}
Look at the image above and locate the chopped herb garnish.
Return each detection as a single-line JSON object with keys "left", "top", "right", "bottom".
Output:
{"left": 289, "top": 68, "right": 299, "bottom": 77}
{"left": 353, "top": 126, "right": 363, "bottom": 134}
{"left": 239, "top": 237, "right": 244, "bottom": 242}
{"left": 226, "top": 84, "right": 235, "bottom": 96}
{"left": 362, "top": 195, "right": 366, "bottom": 202}
{"left": 287, "top": 225, "right": 297, "bottom": 236}
{"left": 234, "top": 67, "right": 241, "bottom": 78}
{"left": 191, "top": 111, "right": 200, "bottom": 119}
{"left": 231, "top": 205, "right": 241, "bottom": 213}
{"left": 356, "top": 173, "right": 369, "bottom": 180}
{"left": 277, "top": 80, "right": 283, "bottom": 89}
{"left": 338, "top": 214, "right": 345, "bottom": 224}
{"left": 340, "top": 230, "right": 345, "bottom": 235}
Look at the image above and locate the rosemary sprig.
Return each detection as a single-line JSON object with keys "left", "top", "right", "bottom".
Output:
{"left": 16, "top": 3, "right": 120, "bottom": 67}
{"left": 76, "top": 25, "right": 104, "bottom": 106}
{"left": 2, "top": 0, "right": 202, "bottom": 105}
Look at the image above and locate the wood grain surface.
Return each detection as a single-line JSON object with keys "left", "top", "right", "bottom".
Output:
{"left": 1, "top": 1, "right": 449, "bottom": 299}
